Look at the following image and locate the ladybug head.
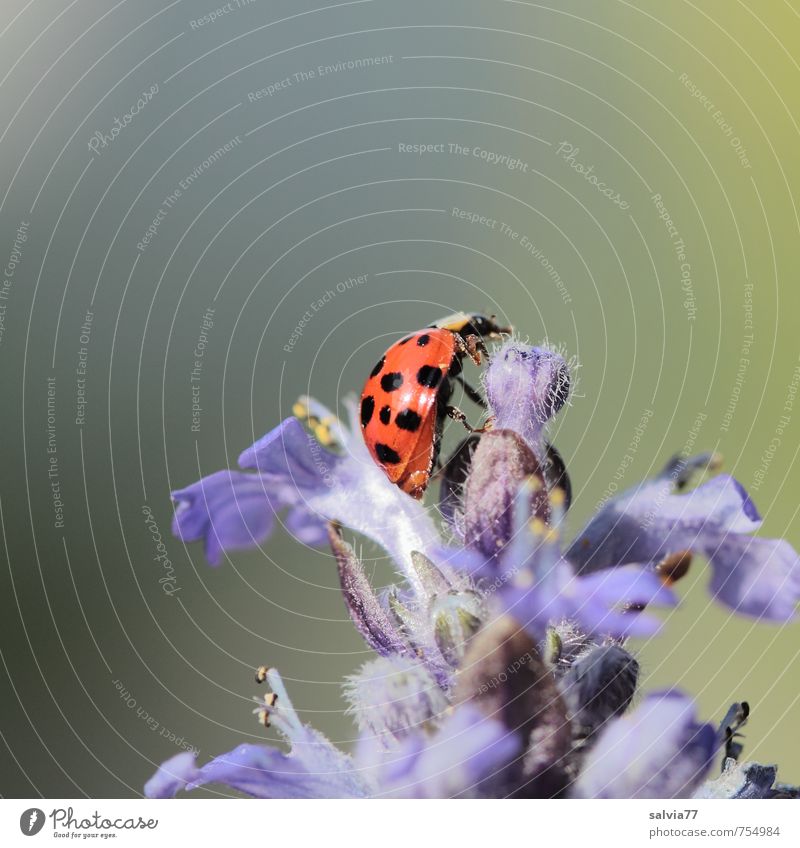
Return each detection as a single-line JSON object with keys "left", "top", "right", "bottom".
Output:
{"left": 435, "top": 312, "right": 512, "bottom": 341}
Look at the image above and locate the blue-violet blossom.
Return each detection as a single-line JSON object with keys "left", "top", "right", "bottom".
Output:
{"left": 150, "top": 336, "right": 800, "bottom": 798}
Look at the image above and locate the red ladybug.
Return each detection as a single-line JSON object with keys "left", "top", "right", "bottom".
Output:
{"left": 360, "top": 313, "right": 511, "bottom": 499}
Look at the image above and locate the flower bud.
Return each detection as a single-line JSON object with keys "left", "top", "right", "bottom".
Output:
{"left": 344, "top": 656, "right": 449, "bottom": 748}
{"left": 431, "top": 589, "right": 484, "bottom": 668}
{"left": 461, "top": 429, "right": 550, "bottom": 560}
{"left": 454, "top": 616, "right": 572, "bottom": 797}
{"left": 484, "top": 341, "right": 570, "bottom": 453}
{"left": 328, "top": 524, "right": 408, "bottom": 657}
{"left": 560, "top": 643, "right": 639, "bottom": 749}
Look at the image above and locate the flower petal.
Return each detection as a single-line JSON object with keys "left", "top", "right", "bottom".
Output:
{"left": 568, "top": 472, "right": 762, "bottom": 573}
{"left": 371, "top": 706, "right": 521, "bottom": 798}
{"left": 186, "top": 744, "right": 369, "bottom": 798}
{"left": 172, "top": 471, "right": 278, "bottom": 566}
{"left": 144, "top": 751, "right": 200, "bottom": 798}
{"left": 238, "top": 417, "right": 340, "bottom": 488}
{"left": 567, "top": 466, "right": 799, "bottom": 622}
{"left": 172, "top": 403, "right": 443, "bottom": 591}
{"left": 574, "top": 691, "right": 716, "bottom": 798}
{"left": 706, "top": 536, "right": 800, "bottom": 621}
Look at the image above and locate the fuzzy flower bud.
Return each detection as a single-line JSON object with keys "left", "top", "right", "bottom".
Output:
{"left": 484, "top": 341, "right": 570, "bottom": 454}
{"left": 461, "top": 430, "right": 551, "bottom": 559}
{"left": 454, "top": 616, "right": 573, "bottom": 797}
{"left": 560, "top": 643, "right": 639, "bottom": 750}
{"left": 344, "top": 656, "right": 449, "bottom": 748}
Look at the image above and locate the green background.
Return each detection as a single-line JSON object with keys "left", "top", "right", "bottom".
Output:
{"left": 0, "top": 0, "right": 798, "bottom": 796}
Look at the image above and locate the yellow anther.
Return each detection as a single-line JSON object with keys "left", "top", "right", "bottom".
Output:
{"left": 549, "top": 488, "right": 566, "bottom": 509}
{"left": 529, "top": 518, "right": 547, "bottom": 537}
{"left": 525, "top": 476, "right": 543, "bottom": 493}
{"left": 544, "top": 527, "right": 560, "bottom": 545}
{"left": 314, "top": 423, "right": 331, "bottom": 444}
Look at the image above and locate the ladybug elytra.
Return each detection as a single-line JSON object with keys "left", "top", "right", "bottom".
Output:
{"left": 360, "top": 312, "right": 511, "bottom": 499}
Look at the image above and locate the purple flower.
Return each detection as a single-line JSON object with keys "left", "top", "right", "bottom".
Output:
{"left": 344, "top": 655, "right": 449, "bottom": 748}
{"left": 172, "top": 397, "right": 441, "bottom": 594}
{"left": 145, "top": 668, "right": 371, "bottom": 799}
{"left": 566, "top": 455, "right": 800, "bottom": 621}
{"left": 145, "top": 667, "right": 516, "bottom": 799}
{"left": 442, "top": 481, "right": 677, "bottom": 641}
{"left": 573, "top": 691, "right": 717, "bottom": 798}
{"left": 483, "top": 342, "right": 570, "bottom": 459}
{"left": 150, "top": 331, "right": 800, "bottom": 799}
{"left": 361, "top": 705, "right": 520, "bottom": 798}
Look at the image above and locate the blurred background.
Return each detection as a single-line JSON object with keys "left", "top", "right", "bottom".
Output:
{"left": 0, "top": 0, "right": 798, "bottom": 797}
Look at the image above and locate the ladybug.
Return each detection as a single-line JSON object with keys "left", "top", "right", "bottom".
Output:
{"left": 360, "top": 313, "right": 511, "bottom": 499}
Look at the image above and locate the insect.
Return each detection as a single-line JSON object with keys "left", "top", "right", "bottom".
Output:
{"left": 360, "top": 312, "right": 511, "bottom": 499}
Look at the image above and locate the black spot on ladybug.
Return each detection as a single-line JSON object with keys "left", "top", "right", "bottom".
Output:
{"left": 416, "top": 334, "right": 430, "bottom": 347}
{"left": 398, "top": 335, "right": 413, "bottom": 345}
{"left": 417, "top": 365, "right": 443, "bottom": 388}
{"left": 375, "top": 443, "right": 402, "bottom": 464}
{"left": 381, "top": 372, "right": 404, "bottom": 392}
{"left": 360, "top": 395, "right": 375, "bottom": 427}
{"left": 379, "top": 405, "right": 391, "bottom": 425}
{"left": 370, "top": 356, "right": 385, "bottom": 378}
{"left": 395, "top": 409, "right": 422, "bottom": 432}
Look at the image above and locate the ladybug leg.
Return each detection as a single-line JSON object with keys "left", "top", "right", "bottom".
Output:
{"left": 446, "top": 405, "right": 493, "bottom": 434}
{"left": 445, "top": 405, "right": 478, "bottom": 433}
{"left": 454, "top": 333, "right": 484, "bottom": 366}
{"left": 455, "top": 375, "right": 487, "bottom": 408}
{"left": 463, "top": 333, "right": 489, "bottom": 365}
